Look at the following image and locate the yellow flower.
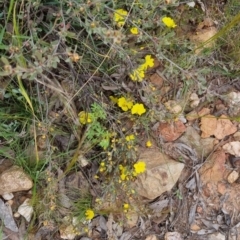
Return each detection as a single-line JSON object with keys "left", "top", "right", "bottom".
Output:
{"left": 130, "top": 27, "right": 139, "bottom": 35}
{"left": 123, "top": 203, "right": 129, "bottom": 210}
{"left": 125, "top": 134, "right": 135, "bottom": 141}
{"left": 129, "top": 64, "right": 145, "bottom": 82}
{"left": 78, "top": 111, "right": 92, "bottom": 124}
{"left": 144, "top": 55, "right": 154, "bottom": 68}
{"left": 119, "top": 165, "right": 127, "bottom": 180}
{"left": 114, "top": 9, "right": 128, "bottom": 27}
{"left": 146, "top": 140, "right": 152, "bottom": 147}
{"left": 162, "top": 17, "right": 177, "bottom": 28}
{"left": 85, "top": 209, "right": 95, "bottom": 220}
{"left": 120, "top": 172, "right": 127, "bottom": 180}
{"left": 131, "top": 103, "right": 146, "bottom": 115}
{"left": 118, "top": 97, "right": 133, "bottom": 111}
{"left": 134, "top": 161, "right": 146, "bottom": 174}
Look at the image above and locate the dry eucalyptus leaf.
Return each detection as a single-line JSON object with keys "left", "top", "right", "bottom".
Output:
{"left": 223, "top": 142, "right": 240, "bottom": 157}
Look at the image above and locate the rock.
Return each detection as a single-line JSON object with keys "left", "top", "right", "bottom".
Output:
{"left": 0, "top": 166, "right": 33, "bottom": 195}
{"left": 164, "top": 100, "right": 182, "bottom": 114}
{"left": 0, "top": 198, "right": 18, "bottom": 232}
{"left": 178, "top": 126, "right": 216, "bottom": 158}
{"left": 165, "top": 232, "right": 183, "bottom": 240}
{"left": 199, "top": 150, "right": 229, "bottom": 185}
{"left": 227, "top": 170, "right": 239, "bottom": 184}
{"left": 59, "top": 224, "right": 77, "bottom": 240}
{"left": 207, "top": 232, "right": 225, "bottom": 240}
{"left": 134, "top": 148, "right": 184, "bottom": 199}
{"left": 17, "top": 198, "right": 33, "bottom": 222}
{"left": 223, "top": 142, "right": 240, "bottom": 157}
{"left": 2, "top": 192, "right": 14, "bottom": 200}
{"left": 145, "top": 235, "right": 158, "bottom": 240}
{"left": 233, "top": 132, "right": 240, "bottom": 141}
{"left": 158, "top": 120, "right": 186, "bottom": 142}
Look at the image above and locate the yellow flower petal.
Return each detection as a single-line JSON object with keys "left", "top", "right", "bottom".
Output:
{"left": 130, "top": 27, "right": 139, "bottom": 35}
{"left": 117, "top": 97, "right": 133, "bottom": 111}
{"left": 114, "top": 9, "right": 128, "bottom": 27}
{"left": 78, "top": 111, "right": 92, "bottom": 124}
{"left": 162, "top": 17, "right": 177, "bottom": 28}
{"left": 146, "top": 140, "right": 152, "bottom": 147}
{"left": 144, "top": 55, "right": 154, "bottom": 68}
{"left": 125, "top": 134, "right": 135, "bottom": 141}
{"left": 131, "top": 103, "right": 146, "bottom": 115}
{"left": 134, "top": 161, "right": 146, "bottom": 174}
{"left": 85, "top": 209, "right": 95, "bottom": 220}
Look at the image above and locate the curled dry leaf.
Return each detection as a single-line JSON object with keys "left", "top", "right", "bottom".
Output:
{"left": 223, "top": 141, "right": 240, "bottom": 157}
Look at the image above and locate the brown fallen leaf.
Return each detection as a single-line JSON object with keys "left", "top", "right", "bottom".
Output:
{"left": 200, "top": 114, "right": 217, "bottom": 138}
{"left": 149, "top": 73, "right": 163, "bottom": 89}
{"left": 214, "top": 115, "right": 237, "bottom": 139}
{"left": 200, "top": 115, "right": 237, "bottom": 139}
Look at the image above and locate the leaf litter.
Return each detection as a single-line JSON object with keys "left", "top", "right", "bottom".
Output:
{"left": 2, "top": 1, "right": 240, "bottom": 240}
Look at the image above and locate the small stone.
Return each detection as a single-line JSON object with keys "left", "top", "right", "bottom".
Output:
{"left": 0, "top": 199, "right": 18, "bottom": 232}
{"left": 208, "top": 232, "right": 225, "bottom": 240}
{"left": 18, "top": 198, "right": 33, "bottom": 222}
{"left": 190, "top": 223, "right": 201, "bottom": 231}
{"left": 2, "top": 193, "right": 14, "bottom": 200}
{"left": 59, "top": 224, "right": 77, "bottom": 240}
{"left": 189, "top": 93, "right": 199, "bottom": 101}
{"left": 234, "top": 132, "right": 240, "bottom": 141}
{"left": 14, "top": 212, "right": 21, "bottom": 218}
{"left": 145, "top": 235, "right": 158, "bottom": 240}
{"left": 227, "top": 170, "right": 239, "bottom": 184}
{"left": 165, "top": 232, "right": 183, "bottom": 240}
{"left": 7, "top": 199, "right": 14, "bottom": 206}
{"left": 190, "top": 99, "right": 200, "bottom": 108}
{"left": 0, "top": 166, "right": 33, "bottom": 195}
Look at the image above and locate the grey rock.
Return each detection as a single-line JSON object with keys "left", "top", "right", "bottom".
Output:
{"left": 0, "top": 199, "right": 18, "bottom": 232}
